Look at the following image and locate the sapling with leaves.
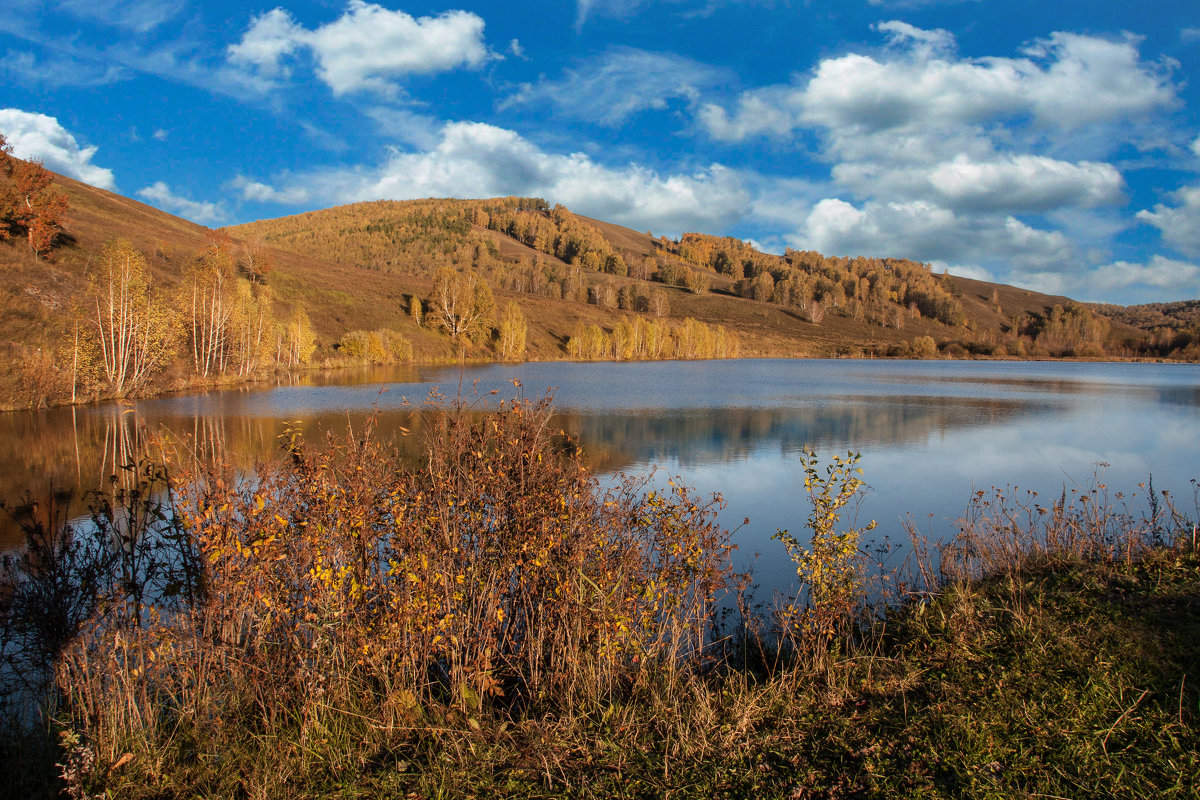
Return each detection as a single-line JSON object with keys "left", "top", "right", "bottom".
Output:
{"left": 774, "top": 448, "right": 877, "bottom": 648}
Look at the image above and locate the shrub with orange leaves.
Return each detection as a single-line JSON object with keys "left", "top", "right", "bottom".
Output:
{"left": 51, "top": 390, "right": 739, "bottom": 790}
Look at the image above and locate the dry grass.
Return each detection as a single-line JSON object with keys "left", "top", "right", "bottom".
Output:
{"left": 0, "top": 392, "right": 1195, "bottom": 799}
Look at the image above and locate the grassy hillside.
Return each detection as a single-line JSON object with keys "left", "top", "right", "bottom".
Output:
{"left": 0, "top": 165, "right": 1189, "bottom": 410}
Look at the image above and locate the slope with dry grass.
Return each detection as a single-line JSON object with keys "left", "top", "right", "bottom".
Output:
{"left": 0, "top": 166, "right": 1189, "bottom": 411}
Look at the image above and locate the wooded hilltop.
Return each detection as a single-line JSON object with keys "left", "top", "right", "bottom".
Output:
{"left": 2, "top": 146, "right": 1198, "bottom": 410}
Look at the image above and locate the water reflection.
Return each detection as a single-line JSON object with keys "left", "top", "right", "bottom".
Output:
{"left": 2, "top": 360, "right": 1198, "bottom": 569}
{"left": 566, "top": 395, "right": 1034, "bottom": 468}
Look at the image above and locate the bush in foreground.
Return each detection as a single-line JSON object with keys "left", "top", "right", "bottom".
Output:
{"left": 0, "top": 396, "right": 1196, "bottom": 798}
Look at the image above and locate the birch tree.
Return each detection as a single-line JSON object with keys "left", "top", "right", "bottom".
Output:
{"left": 83, "top": 239, "right": 177, "bottom": 397}
{"left": 185, "top": 240, "right": 236, "bottom": 377}
{"left": 496, "top": 300, "right": 527, "bottom": 360}
{"left": 229, "top": 282, "right": 274, "bottom": 376}
{"left": 431, "top": 268, "right": 495, "bottom": 343}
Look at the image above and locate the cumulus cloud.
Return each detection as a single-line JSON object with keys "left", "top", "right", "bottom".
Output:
{"left": 1091, "top": 256, "right": 1200, "bottom": 293}
{"left": 701, "top": 28, "right": 1175, "bottom": 144}
{"left": 272, "top": 121, "right": 748, "bottom": 235}
{"left": 940, "top": 263, "right": 993, "bottom": 282}
{"left": 227, "top": 8, "right": 305, "bottom": 80}
{"left": 137, "top": 181, "right": 226, "bottom": 225}
{"left": 832, "top": 154, "right": 1124, "bottom": 213}
{"left": 1137, "top": 185, "right": 1200, "bottom": 258}
{"left": 874, "top": 20, "right": 956, "bottom": 54}
{"left": 227, "top": 2, "right": 489, "bottom": 95}
{"left": 503, "top": 47, "right": 731, "bottom": 126}
{"left": 696, "top": 23, "right": 1183, "bottom": 285}
{"left": 1192, "top": 136, "right": 1200, "bottom": 157}
{"left": 309, "top": 3, "right": 488, "bottom": 94}
{"left": 0, "top": 108, "right": 115, "bottom": 189}
{"left": 797, "top": 197, "right": 1073, "bottom": 269}
{"left": 232, "top": 175, "right": 310, "bottom": 205}
{"left": 1016, "top": 256, "right": 1200, "bottom": 303}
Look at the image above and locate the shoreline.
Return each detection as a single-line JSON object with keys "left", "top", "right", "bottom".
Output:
{"left": 4, "top": 350, "right": 1196, "bottom": 415}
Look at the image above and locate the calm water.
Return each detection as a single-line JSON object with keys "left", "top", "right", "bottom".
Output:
{"left": 3, "top": 359, "right": 1198, "bottom": 593}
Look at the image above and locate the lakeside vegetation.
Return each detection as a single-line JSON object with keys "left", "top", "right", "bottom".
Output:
{"left": 0, "top": 393, "right": 1196, "bottom": 799}
{"left": 2, "top": 154, "right": 1199, "bottom": 412}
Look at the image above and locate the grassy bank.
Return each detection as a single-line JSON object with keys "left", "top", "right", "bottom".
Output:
{"left": 1, "top": 396, "right": 1196, "bottom": 799}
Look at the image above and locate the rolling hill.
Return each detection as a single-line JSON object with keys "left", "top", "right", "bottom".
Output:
{"left": 0, "top": 164, "right": 1190, "bottom": 410}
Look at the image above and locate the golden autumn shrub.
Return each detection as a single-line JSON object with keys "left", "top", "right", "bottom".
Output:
{"left": 53, "top": 392, "right": 738, "bottom": 787}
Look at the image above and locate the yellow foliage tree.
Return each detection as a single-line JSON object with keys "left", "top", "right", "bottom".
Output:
{"left": 431, "top": 268, "right": 495, "bottom": 344}
{"left": 496, "top": 301, "right": 527, "bottom": 361}
{"left": 81, "top": 239, "right": 178, "bottom": 397}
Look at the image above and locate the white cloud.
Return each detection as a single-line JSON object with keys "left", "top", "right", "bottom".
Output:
{"left": 700, "top": 27, "right": 1177, "bottom": 141}
{"left": 1091, "top": 256, "right": 1200, "bottom": 293}
{"left": 746, "top": 175, "right": 824, "bottom": 228}
{"left": 868, "top": 0, "right": 982, "bottom": 7}
{"left": 3, "top": 50, "right": 130, "bottom": 88}
{"left": 797, "top": 197, "right": 1073, "bottom": 269}
{"left": 697, "top": 88, "right": 797, "bottom": 142}
{"left": 1192, "top": 136, "right": 1200, "bottom": 157}
{"left": 833, "top": 154, "right": 1124, "bottom": 213}
{"left": 928, "top": 156, "right": 1122, "bottom": 211}
{"left": 309, "top": 2, "right": 488, "bottom": 94}
{"left": 1137, "top": 185, "right": 1200, "bottom": 258}
{"left": 363, "top": 107, "right": 444, "bottom": 150}
{"left": 232, "top": 175, "right": 310, "bottom": 205}
{"left": 573, "top": 0, "right": 758, "bottom": 28}
{"left": 227, "top": 1, "right": 490, "bottom": 96}
{"left": 57, "top": 0, "right": 186, "bottom": 33}
{"left": 576, "top": 0, "right": 648, "bottom": 27}
{"left": 941, "top": 263, "right": 994, "bottom": 282}
{"left": 136, "top": 181, "right": 226, "bottom": 225}
{"left": 298, "top": 121, "right": 351, "bottom": 154}
{"left": 503, "top": 47, "right": 731, "bottom": 126}
{"left": 227, "top": 8, "right": 305, "bottom": 80}
{"left": 152, "top": 128, "right": 168, "bottom": 141}
{"left": 695, "top": 23, "right": 1183, "bottom": 294}
{"left": 1017, "top": 256, "right": 1200, "bottom": 303}
{"left": 874, "top": 20, "right": 956, "bottom": 54}
{"left": 0, "top": 108, "right": 115, "bottom": 189}
{"left": 279, "top": 121, "right": 749, "bottom": 235}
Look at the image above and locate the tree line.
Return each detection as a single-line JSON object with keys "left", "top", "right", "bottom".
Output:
{"left": 567, "top": 316, "right": 739, "bottom": 361}
{"left": 671, "top": 233, "right": 968, "bottom": 328}
{"left": 68, "top": 236, "right": 319, "bottom": 400}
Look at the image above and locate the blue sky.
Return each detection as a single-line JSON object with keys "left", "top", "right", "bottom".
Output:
{"left": 1, "top": 0, "right": 1198, "bottom": 304}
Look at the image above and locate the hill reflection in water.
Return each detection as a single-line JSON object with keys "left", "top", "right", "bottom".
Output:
{"left": 2, "top": 360, "right": 1197, "bottom": 589}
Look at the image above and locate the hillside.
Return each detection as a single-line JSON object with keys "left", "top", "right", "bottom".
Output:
{"left": 0, "top": 163, "right": 1188, "bottom": 410}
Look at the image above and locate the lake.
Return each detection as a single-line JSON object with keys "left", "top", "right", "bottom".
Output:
{"left": 2, "top": 358, "right": 1198, "bottom": 595}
